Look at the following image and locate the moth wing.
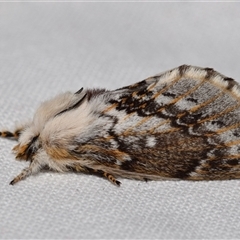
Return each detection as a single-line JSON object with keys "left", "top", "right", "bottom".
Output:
{"left": 97, "top": 65, "right": 240, "bottom": 180}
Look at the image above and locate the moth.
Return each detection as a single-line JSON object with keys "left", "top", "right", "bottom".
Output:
{"left": 1, "top": 65, "right": 240, "bottom": 186}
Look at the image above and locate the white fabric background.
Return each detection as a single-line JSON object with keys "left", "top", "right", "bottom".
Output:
{"left": 1, "top": 3, "right": 240, "bottom": 239}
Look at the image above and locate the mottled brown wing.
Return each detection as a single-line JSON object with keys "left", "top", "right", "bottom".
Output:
{"left": 92, "top": 65, "right": 240, "bottom": 180}
{"left": 66, "top": 65, "right": 240, "bottom": 181}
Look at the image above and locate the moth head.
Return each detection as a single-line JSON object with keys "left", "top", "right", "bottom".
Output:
{"left": 13, "top": 134, "right": 40, "bottom": 161}
{"left": 13, "top": 88, "right": 87, "bottom": 161}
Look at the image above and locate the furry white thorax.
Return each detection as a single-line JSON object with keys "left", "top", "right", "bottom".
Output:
{"left": 18, "top": 90, "right": 112, "bottom": 153}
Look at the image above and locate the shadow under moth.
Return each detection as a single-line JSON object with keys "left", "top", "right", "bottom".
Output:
{"left": 1, "top": 65, "right": 240, "bottom": 186}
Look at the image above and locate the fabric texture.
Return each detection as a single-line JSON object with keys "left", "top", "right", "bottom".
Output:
{"left": 1, "top": 3, "right": 240, "bottom": 239}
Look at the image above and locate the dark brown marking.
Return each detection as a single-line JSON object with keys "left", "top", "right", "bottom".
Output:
{"left": 186, "top": 97, "right": 198, "bottom": 103}
{"left": 86, "top": 88, "right": 107, "bottom": 101}
{"left": 25, "top": 135, "right": 39, "bottom": 159}
{"left": 178, "top": 64, "right": 189, "bottom": 76}
{"left": 162, "top": 92, "right": 176, "bottom": 98}
{"left": 224, "top": 77, "right": 236, "bottom": 90}
{"left": 227, "top": 159, "right": 239, "bottom": 165}
{"left": 204, "top": 67, "right": 215, "bottom": 79}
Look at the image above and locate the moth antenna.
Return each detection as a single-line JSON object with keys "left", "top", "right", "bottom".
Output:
{"left": 0, "top": 129, "right": 22, "bottom": 141}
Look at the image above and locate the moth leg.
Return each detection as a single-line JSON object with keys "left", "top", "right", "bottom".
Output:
{"left": 143, "top": 177, "right": 150, "bottom": 182}
{"left": 92, "top": 169, "right": 121, "bottom": 186}
{"left": 103, "top": 171, "right": 121, "bottom": 186}
{"left": 0, "top": 126, "right": 26, "bottom": 141}
{"left": 10, "top": 158, "right": 41, "bottom": 185}
{"left": 67, "top": 164, "right": 121, "bottom": 186}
